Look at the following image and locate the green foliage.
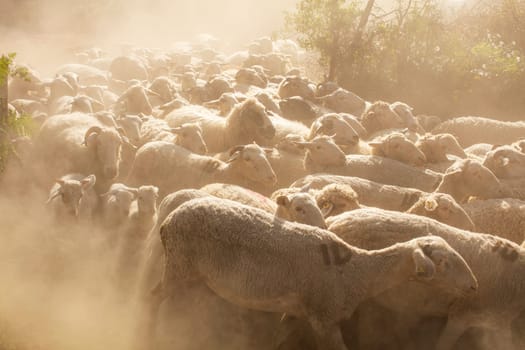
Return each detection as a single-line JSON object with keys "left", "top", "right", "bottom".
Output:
{"left": 287, "top": 0, "right": 525, "bottom": 119}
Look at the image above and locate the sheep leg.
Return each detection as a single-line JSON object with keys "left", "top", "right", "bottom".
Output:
{"left": 309, "top": 319, "right": 347, "bottom": 350}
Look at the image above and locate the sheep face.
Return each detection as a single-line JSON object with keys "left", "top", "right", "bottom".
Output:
{"left": 370, "top": 133, "right": 426, "bottom": 166}
{"left": 407, "top": 193, "right": 474, "bottom": 231}
{"left": 235, "top": 68, "right": 267, "bottom": 88}
{"left": 296, "top": 136, "right": 347, "bottom": 168}
{"left": 310, "top": 114, "right": 360, "bottom": 147}
{"left": 275, "top": 193, "right": 327, "bottom": 229}
{"left": 277, "top": 76, "right": 315, "bottom": 101}
{"left": 102, "top": 186, "right": 137, "bottom": 226}
{"left": 118, "top": 85, "right": 154, "bottom": 115}
{"left": 417, "top": 134, "right": 466, "bottom": 163}
{"left": 227, "top": 144, "right": 277, "bottom": 186}
{"left": 437, "top": 159, "right": 504, "bottom": 202}
{"left": 172, "top": 123, "right": 208, "bottom": 155}
{"left": 204, "top": 93, "right": 238, "bottom": 116}
{"left": 137, "top": 186, "right": 159, "bottom": 214}
{"left": 117, "top": 115, "right": 143, "bottom": 146}
{"left": 483, "top": 146, "right": 525, "bottom": 179}
{"left": 361, "top": 101, "right": 404, "bottom": 135}
{"left": 315, "top": 184, "right": 360, "bottom": 218}
{"left": 149, "top": 77, "right": 176, "bottom": 103}
{"left": 47, "top": 175, "right": 96, "bottom": 217}
{"left": 275, "top": 134, "right": 306, "bottom": 155}
{"left": 410, "top": 236, "right": 478, "bottom": 296}
{"left": 318, "top": 88, "right": 366, "bottom": 115}
{"left": 237, "top": 99, "right": 276, "bottom": 141}
{"left": 84, "top": 127, "right": 124, "bottom": 180}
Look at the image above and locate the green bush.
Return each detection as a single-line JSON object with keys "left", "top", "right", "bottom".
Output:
{"left": 287, "top": 0, "right": 525, "bottom": 120}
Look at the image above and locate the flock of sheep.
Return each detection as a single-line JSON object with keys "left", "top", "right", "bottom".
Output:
{"left": 5, "top": 35, "right": 525, "bottom": 350}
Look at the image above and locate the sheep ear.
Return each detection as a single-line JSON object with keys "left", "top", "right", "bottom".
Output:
{"left": 80, "top": 174, "right": 96, "bottom": 190}
{"left": 262, "top": 147, "right": 274, "bottom": 155}
{"left": 424, "top": 198, "right": 438, "bottom": 212}
{"left": 412, "top": 248, "right": 436, "bottom": 280}
{"left": 368, "top": 141, "right": 382, "bottom": 147}
{"left": 56, "top": 179, "right": 65, "bottom": 186}
{"left": 226, "top": 151, "right": 241, "bottom": 163}
{"left": 276, "top": 195, "right": 290, "bottom": 207}
{"left": 46, "top": 189, "right": 62, "bottom": 204}
{"left": 170, "top": 127, "right": 182, "bottom": 134}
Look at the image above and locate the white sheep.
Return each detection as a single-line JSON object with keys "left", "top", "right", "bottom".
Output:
{"left": 432, "top": 116, "right": 525, "bottom": 147}
{"left": 34, "top": 112, "right": 134, "bottom": 186}
{"left": 327, "top": 207, "right": 523, "bottom": 350}
{"left": 139, "top": 119, "right": 208, "bottom": 154}
{"left": 482, "top": 145, "right": 525, "bottom": 179}
{"left": 406, "top": 192, "right": 475, "bottom": 231}
{"left": 360, "top": 101, "right": 405, "bottom": 136}
{"left": 147, "top": 197, "right": 477, "bottom": 350}
{"left": 165, "top": 98, "right": 276, "bottom": 153}
{"left": 462, "top": 198, "right": 525, "bottom": 243}
{"left": 46, "top": 173, "right": 97, "bottom": 223}
{"left": 128, "top": 142, "right": 277, "bottom": 197}
{"left": 100, "top": 183, "right": 138, "bottom": 229}
{"left": 368, "top": 132, "right": 427, "bottom": 166}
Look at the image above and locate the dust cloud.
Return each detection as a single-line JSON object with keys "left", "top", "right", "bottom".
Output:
{"left": 0, "top": 1, "right": 298, "bottom": 349}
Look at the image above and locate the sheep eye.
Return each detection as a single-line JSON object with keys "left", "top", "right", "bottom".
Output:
{"left": 322, "top": 202, "right": 330, "bottom": 208}
{"left": 244, "top": 156, "right": 251, "bottom": 162}
{"left": 295, "top": 206, "right": 303, "bottom": 212}
{"left": 316, "top": 146, "right": 321, "bottom": 150}
{"left": 182, "top": 132, "right": 187, "bottom": 137}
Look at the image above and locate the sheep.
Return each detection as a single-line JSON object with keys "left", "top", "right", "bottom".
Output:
{"left": 432, "top": 116, "right": 525, "bottom": 147}
{"left": 299, "top": 136, "right": 441, "bottom": 192}
{"left": 55, "top": 63, "right": 108, "bottom": 86}
{"left": 308, "top": 114, "right": 360, "bottom": 151}
{"left": 100, "top": 183, "right": 137, "bottom": 229}
{"left": 415, "top": 133, "right": 467, "bottom": 163}
{"left": 360, "top": 101, "right": 405, "bottom": 136}
{"left": 34, "top": 112, "right": 134, "bottom": 186}
{"left": 46, "top": 173, "right": 97, "bottom": 223}
{"left": 277, "top": 75, "right": 315, "bottom": 101}
{"left": 139, "top": 119, "right": 207, "bottom": 154}
{"left": 235, "top": 67, "right": 267, "bottom": 88}
{"left": 115, "top": 115, "right": 144, "bottom": 146}
{"left": 109, "top": 55, "right": 149, "bottom": 82}
{"left": 279, "top": 96, "right": 318, "bottom": 125}
{"left": 243, "top": 53, "right": 289, "bottom": 76}
{"left": 128, "top": 142, "right": 277, "bottom": 197}
{"left": 115, "top": 84, "right": 158, "bottom": 115}
{"left": 462, "top": 198, "right": 525, "bottom": 243}
{"left": 406, "top": 192, "right": 475, "bottom": 231}
{"left": 203, "top": 92, "right": 239, "bottom": 116}
{"left": 274, "top": 192, "right": 327, "bottom": 229}
{"left": 390, "top": 101, "right": 423, "bottom": 132}
{"left": 316, "top": 88, "right": 367, "bottom": 117}
{"left": 147, "top": 197, "right": 477, "bottom": 350}
{"left": 368, "top": 132, "right": 427, "bottom": 167}
{"left": 148, "top": 76, "right": 178, "bottom": 106}
{"left": 434, "top": 158, "right": 507, "bottom": 203}
{"left": 123, "top": 185, "right": 159, "bottom": 241}
{"left": 482, "top": 145, "right": 525, "bottom": 179}
{"left": 254, "top": 91, "right": 281, "bottom": 115}
{"left": 327, "top": 207, "right": 525, "bottom": 350}
{"left": 165, "top": 98, "right": 276, "bottom": 153}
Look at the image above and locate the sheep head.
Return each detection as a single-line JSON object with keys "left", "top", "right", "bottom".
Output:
{"left": 226, "top": 143, "right": 277, "bottom": 186}
{"left": 416, "top": 133, "right": 466, "bottom": 163}
{"left": 137, "top": 185, "right": 159, "bottom": 215}
{"left": 275, "top": 192, "right": 327, "bottom": 229}
{"left": 436, "top": 159, "right": 505, "bottom": 203}
{"left": 483, "top": 145, "right": 525, "bottom": 179}
{"left": 315, "top": 184, "right": 360, "bottom": 218}
{"left": 409, "top": 236, "right": 478, "bottom": 296}
{"left": 277, "top": 75, "right": 315, "bottom": 101}
{"left": 310, "top": 114, "right": 360, "bottom": 147}
{"left": 232, "top": 98, "right": 276, "bottom": 142}
{"left": 369, "top": 133, "right": 426, "bottom": 166}
{"left": 47, "top": 174, "right": 96, "bottom": 217}
{"left": 83, "top": 126, "right": 127, "bottom": 180}
{"left": 406, "top": 193, "right": 475, "bottom": 231}
{"left": 171, "top": 123, "right": 208, "bottom": 155}
{"left": 361, "top": 101, "right": 404, "bottom": 135}
{"left": 294, "top": 136, "right": 346, "bottom": 169}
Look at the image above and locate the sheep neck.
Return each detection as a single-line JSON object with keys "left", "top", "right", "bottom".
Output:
{"left": 346, "top": 243, "right": 417, "bottom": 300}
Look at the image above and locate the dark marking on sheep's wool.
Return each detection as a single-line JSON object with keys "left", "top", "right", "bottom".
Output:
{"left": 320, "top": 243, "right": 353, "bottom": 266}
